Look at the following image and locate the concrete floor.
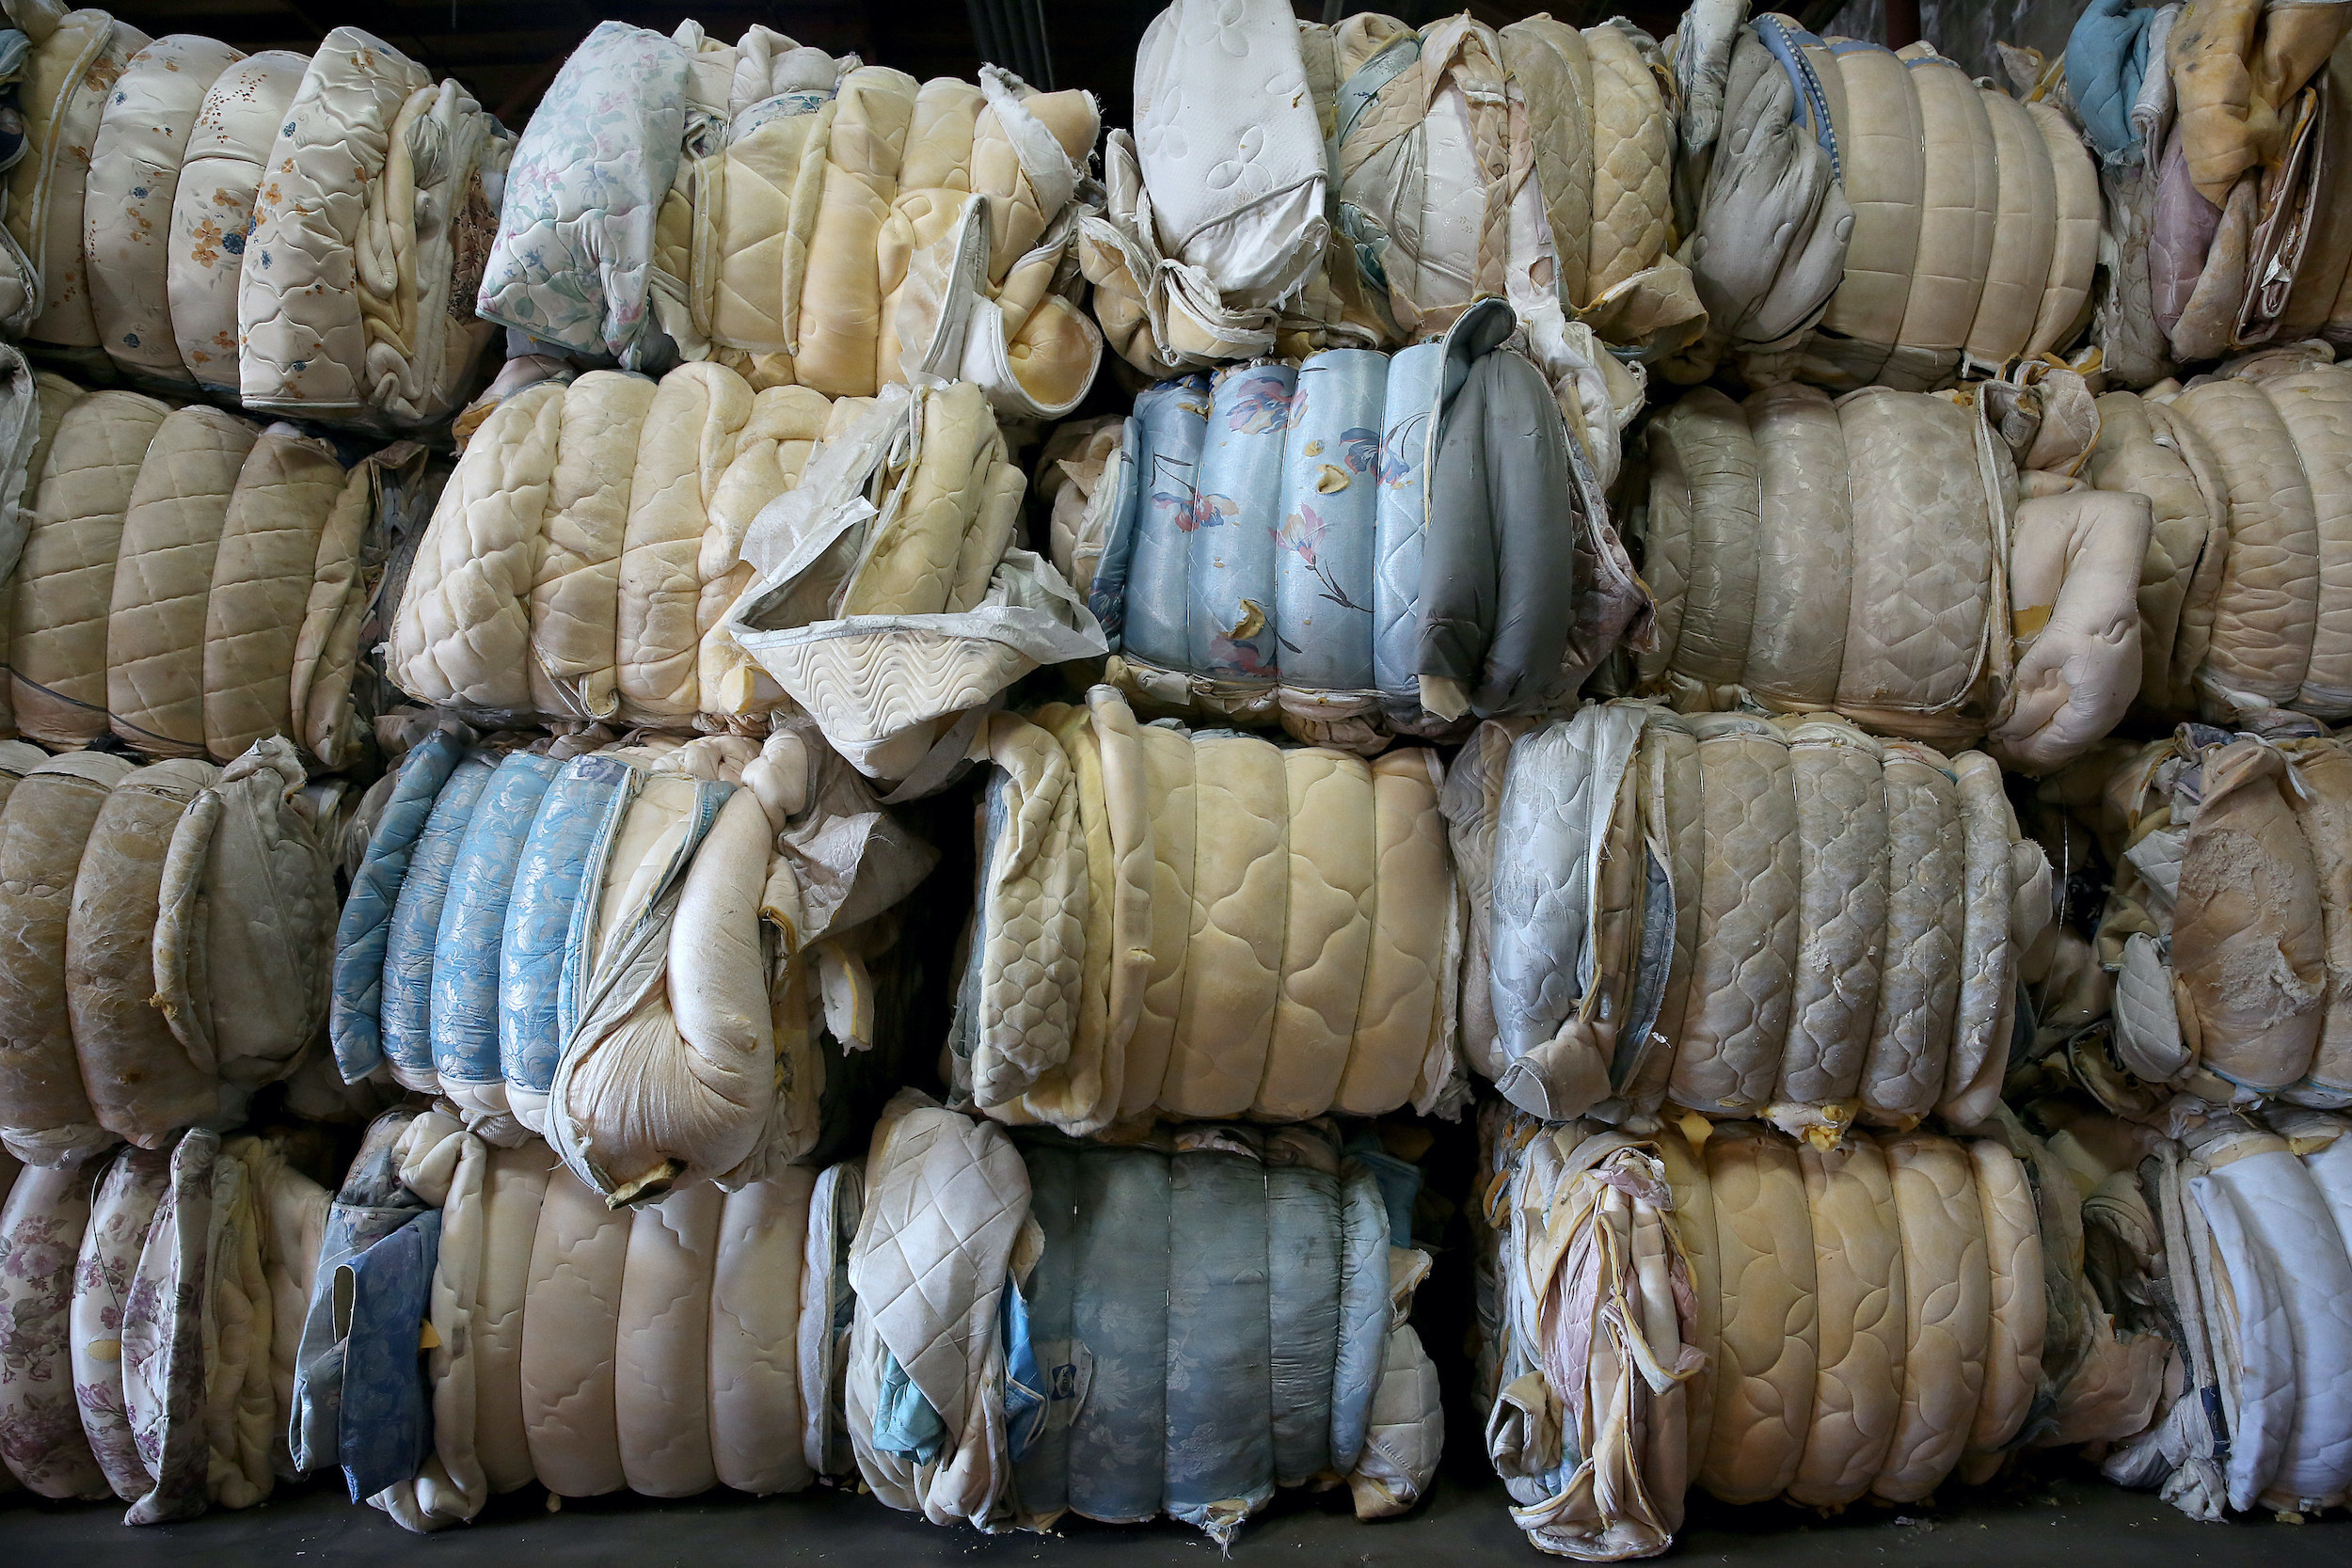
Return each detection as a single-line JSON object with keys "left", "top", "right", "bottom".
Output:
{"left": 8, "top": 1464, "right": 2344, "bottom": 1567}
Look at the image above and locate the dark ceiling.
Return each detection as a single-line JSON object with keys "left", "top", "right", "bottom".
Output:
{"left": 105, "top": 0, "right": 1720, "bottom": 130}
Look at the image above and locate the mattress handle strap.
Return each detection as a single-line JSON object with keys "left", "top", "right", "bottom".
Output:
{"left": 1964, "top": 398, "right": 2016, "bottom": 711}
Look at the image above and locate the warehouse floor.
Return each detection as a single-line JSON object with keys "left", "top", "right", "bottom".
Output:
{"left": 8, "top": 1462, "right": 2342, "bottom": 1566}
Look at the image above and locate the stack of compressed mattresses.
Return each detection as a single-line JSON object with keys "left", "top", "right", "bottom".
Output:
{"left": 1474, "top": 1108, "right": 2165, "bottom": 1558}
{"left": 0, "top": 736, "right": 337, "bottom": 1171}
{"left": 1634, "top": 370, "right": 2152, "bottom": 773}
{"left": 386, "top": 360, "right": 1101, "bottom": 793}
{"left": 0, "top": 1, "right": 521, "bottom": 1528}
{"left": 1081, "top": 0, "right": 1703, "bottom": 374}
{"left": 5, "top": 0, "right": 2352, "bottom": 1556}
{"left": 8, "top": 385, "right": 430, "bottom": 768}
{"left": 2069, "top": 1102, "right": 2352, "bottom": 1522}
{"left": 289, "top": 1097, "right": 1440, "bottom": 1539}
{"left": 2058, "top": 0, "right": 2352, "bottom": 387}
{"left": 0, "top": 1129, "right": 329, "bottom": 1517}
{"left": 2052, "top": 721, "right": 2352, "bottom": 1116}
{"left": 326, "top": 722, "right": 932, "bottom": 1201}
{"left": 475, "top": 20, "right": 1103, "bottom": 421}
{"left": 5, "top": 0, "right": 510, "bottom": 430}
{"left": 1047, "top": 299, "right": 1643, "bottom": 750}
{"left": 1673, "top": 7, "right": 2099, "bottom": 388}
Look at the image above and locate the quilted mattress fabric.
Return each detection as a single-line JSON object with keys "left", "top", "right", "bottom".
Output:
{"left": 1164, "top": 730, "right": 1287, "bottom": 1117}
{"left": 1788, "top": 1133, "right": 1903, "bottom": 1507}
{"left": 1483, "top": 1118, "right": 1691, "bottom": 1558}
{"left": 85, "top": 34, "right": 243, "bottom": 388}
{"left": 0, "top": 1154, "right": 107, "bottom": 1497}
{"left": 1810, "top": 41, "right": 1925, "bottom": 383}
{"left": 614, "top": 1180, "right": 723, "bottom": 1497}
{"left": 1645, "top": 1126, "right": 2033, "bottom": 1514}
{"left": 2026, "top": 98, "right": 2101, "bottom": 361}
{"left": 695, "top": 60, "right": 1100, "bottom": 415}
{"left": 1095, "top": 301, "right": 1592, "bottom": 740}
{"left": 694, "top": 75, "right": 844, "bottom": 363}
{"left": 1162, "top": 1144, "right": 1276, "bottom": 1535}
{"left": 862, "top": 1121, "right": 1440, "bottom": 1539}
{"left": 552, "top": 772, "right": 782, "bottom": 1198}
{"left": 498, "top": 753, "right": 629, "bottom": 1134}
{"left": 2172, "top": 370, "right": 2324, "bottom": 713}
{"left": 2190, "top": 1123, "right": 2352, "bottom": 1513}
{"left": 4, "top": 4, "right": 114, "bottom": 339}
{"left": 1468, "top": 704, "right": 2033, "bottom": 1141}
{"left": 1992, "top": 484, "right": 2153, "bottom": 774}
{"left": 1697, "top": 1122, "right": 1818, "bottom": 1504}
{"left": 239, "top": 29, "right": 432, "bottom": 416}
{"left": 533, "top": 372, "right": 650, "bottom": 721}
{"left": 1669, "top": 717, "right": 1800, "bottom": 1121}
{"left": 518, "top": 1160, "right": 631, "bottom": 1497}
{"left": 2283, "top": 738, "right": 2352, "bottom": 1103}
{"left": 1825, "top": 39, "right": 2089, "bottom": 383}
{"left": 0, "top": 385, "right": 367, "bottom": 766}
{"left": 20, "top": 11, "right": 150, "bottom": 354}
{"left": 1836, "top": 389, "right": 2002, "bottom": 732}
{"left": 0, "top": 750, "right": 135, "bottom": 1166}
{"left": 1648, "top": 377, "right": 2147, "bottom": 770}
{"left": 2083, "top": 388, "right": 2228, "bottom": 720}
{"left": 1502, "top": 15, "right": 1592, "bottom": 310}
{"left": 1856, "top": 742, "right": 1964, "bottom": 1128}
{"left": 168, "top": 52, "right": 310, "bottom": 393}
{"left": 843, "top": 1098, "right": 1028, "bottom": 1525}
{"left": 615, "top": 366, "right": 754, "bottom": 719}
{"left": 389, "top": 378, "right": 566, "bottom": 714}
{"left": 1096, "top": 1, "right": 1706, "bottom": 364}
{"left": 0, "top": 362, "right": 78, "bottom": 595}
{"left": 1772, "top": 719, "right": 1888, "bottom": 1142}
{"left": 1684, "top": 19, "right": 1848, "bottom": 356}
{"left": 1964, "top": 1138, "right": 2046, "bottom": 1482}
{"left": 330, "top": 725, "right": 467, "bottom": 1083}
{"left": 363, "top": 78, "right": 513, "bottom": 430}
{"left": 1008, "top": 697, "right": 1147, "bottom": 1133}
{"left": 246, "top": 1117, "right": 330, "bottom": 1470}
{"left": 152, "top": 736, "right": 338, "bottom": 1097}
{"left": 963, "top": 706, "right": 1086, "bottom": 1113}
{"left": 441, "top": 1141, "right": 573, "bottom": 1498}
{"left": 1691, "top": 21, "right": 2095, "bottom": 387}
{"left": 106, "top": 405, "right": 261, "bottom": 757}
{"left": 397, "top": 363, "right": 956, "bottom": 734}
{"left": 2176, "top": 736, "right": 2328, "bottom": 1094}
{"left": 378, "top": 748, "right": 499, "bottom": 1094}
{"left": 200, "top": 425, "right": 348, "bottom": 763}
{"left": 67, "top": 757, "right": 221, "bottom": 1149}
{"left": 1965, "top": 87, "right": 2058, "bottom": 374}
{"left": 709, "top": 1166, "right": 816, "bottom": 1495}
{"left": 1134, "top": 0, "right": 1324, "bottom": 307}
{"left": 1880, "top": 49, "right": 1993, "bottom": 391}
{"left": 782, "top": 67, "right": 920, "bottom": 400}
{"left": 430, "top": 752, "right": 562, "bottom": 1131}
{"left": 2166, "top": 358, "right": 2352, "bottom": 723}
{"left": 11, "top": 389, "right": 169, "bottom": 747}
{"left": 294, "top": 444, "right": 429, "bottom": 769}
{"left": 967, "top": 688, "right": 1454, "bottom": 1133}
{"left": 478, "top": 22, "right": 689, "bottom": 366}
{"left": 1582, "top": 22, "right": 1678, "bottom": 314}
{"left": 1333, "top": 15, "right": 1508, "bottom": 339}
{"left": 70, "top": 1144, "right": 172, "bottom": 1500}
